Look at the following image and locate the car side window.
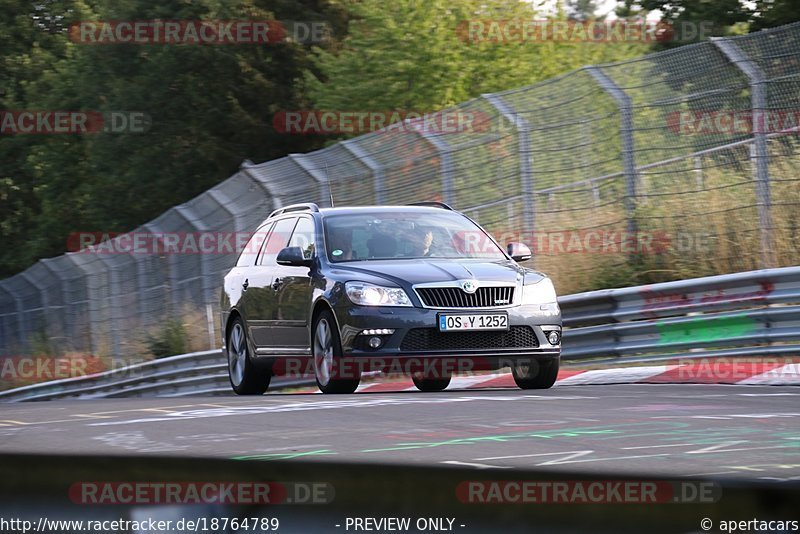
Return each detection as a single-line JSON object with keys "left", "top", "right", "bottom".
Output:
{"left": 236, "top": 223, "right": 272, "bottom": 267}
{"left": 258, "top": 217, "right": 296, "bottom": 266}
{"left": 289, "top": 217, "right": 316, "bottom": 260}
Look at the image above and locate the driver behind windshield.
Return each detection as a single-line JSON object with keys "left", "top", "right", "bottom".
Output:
{"left": 406, "top": 227, "right": 434, "bottom": 257}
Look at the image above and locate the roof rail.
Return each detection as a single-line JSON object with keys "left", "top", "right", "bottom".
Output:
{"left": 267, "top": 202, "right": 320, "bottom": 219}
{"left": 408, "top": 201, "right": 453, "bottom": 210}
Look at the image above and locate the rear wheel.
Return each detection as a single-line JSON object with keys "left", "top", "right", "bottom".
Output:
{"left": 227, "top": 317, "right": 271, "bottom": 395}
{"left": 313, "top": 310, "right": 360, "bottom": 394}
{"left": 511, "top": 358, "right": 559, "bottom": 389}
{"left": 412, "top": 373, "right": 451, "bottom": 392}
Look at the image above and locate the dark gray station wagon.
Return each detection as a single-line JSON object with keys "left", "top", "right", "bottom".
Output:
{"left": 221, "top": 202, "right": 561, "bottom": 394}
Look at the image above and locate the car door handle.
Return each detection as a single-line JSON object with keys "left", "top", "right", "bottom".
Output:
{"left": 242, "top": 279, "right": 249, "bottom": 291}
{"left": 271, "top": 277, "right": 283, "bottom": 290}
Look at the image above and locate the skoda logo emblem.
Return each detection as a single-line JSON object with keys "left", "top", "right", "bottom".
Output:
{"left": 461, "top": 280, "right": 478, "bottom": 294}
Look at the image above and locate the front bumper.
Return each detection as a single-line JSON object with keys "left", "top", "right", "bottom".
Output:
{"left": 334, "top": 304, "right": 561, "bottom": 371}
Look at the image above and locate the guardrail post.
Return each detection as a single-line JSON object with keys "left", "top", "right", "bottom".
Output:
{"left": 587, "top": 67, "right": 638, "bottom": 260}
{"left": 341, "top": 139, "right": 385, "bottom": 205}
{"left": 712, "top": 37, "right": 773, "bottom": 268}
{"left": 483, "top": 93, "right": 535, "bottom": 255}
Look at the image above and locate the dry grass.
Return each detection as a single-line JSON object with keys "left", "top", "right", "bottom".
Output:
{"left": 528, "top": 145, "right": 800, "bottom": 295}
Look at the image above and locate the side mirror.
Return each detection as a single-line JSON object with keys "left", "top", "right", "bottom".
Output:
{"left": 507, "top": 242, "right": 532, "bottom": 262}
{"left": 276, "top": 246, "right": 312, "bottom": 267}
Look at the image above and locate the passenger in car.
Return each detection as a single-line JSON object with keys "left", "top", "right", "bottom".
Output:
{"left": 407, "top": 228, "right": 434, "bottom": 257}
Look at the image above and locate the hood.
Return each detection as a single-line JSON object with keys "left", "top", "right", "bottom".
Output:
{"left": 329, "top": 258, "right": 535, "bottom": 288}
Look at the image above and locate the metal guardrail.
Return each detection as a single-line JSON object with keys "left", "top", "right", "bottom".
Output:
{"left": 0, "top": 350, "right": 314, "bottom": 402}
{"left": 1, "top": 266, "right": 799, "bottom": 402}
{"left": 559, "top": 265, "right": 800, "bottom": 364}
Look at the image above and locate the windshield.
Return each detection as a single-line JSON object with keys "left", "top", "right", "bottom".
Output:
{"left": 323, "top": 211, "right": 506, "bottom": 262}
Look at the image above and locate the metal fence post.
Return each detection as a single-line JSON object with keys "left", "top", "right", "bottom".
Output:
{"left": 289, "top": 154, "right": 333, "bottom": 207}
{"left": 712, "top": 37, "right": 774, "bottom": 268}
{"left": 483, "top": 94, "right": 535, "bottom": 250}
{"left": 175, "top": 205, "right": 215, "bottom": 308}
{"left": 240, "top": 161, "right": 284, "bottom": 209}
{"left": 20, "top": 271, "right": 48, "bottom": 352}
{"left": 587, "top": 67, "right": 638, "bottom": 258}
{"left": 341, "top": 139, "right": 384, "bottom": 205}
{"left": 143, "top": 221, "right": 179, "bottom": 318}
{"left": 94, "top": 256, "right": 122, "bottom": 358}
{"left": 415, "top": 129, "right": 455, "bottom": 206}
{"left": 38, "top": 259, "right": 67, "bottom": 346}
{"left": 62, "top": 254, "right": 99, "bottom": 356}
{"left": 0, "top": 282, "right": 13, "bottom": 352}
{"left": 5, "top": 281, "right": 26, "bottom": 351}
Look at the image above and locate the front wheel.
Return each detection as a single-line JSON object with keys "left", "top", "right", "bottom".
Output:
{"left": 412, "top": 373, "right": 451, "bottom": 392}
{"left": 313, "top": 310, "right": 360, "bottom": 394}
{"left": 511, "top": 358, "right": 559, "bottom": 389}
{"left": 227, "top": 317, "right": 271, "bottom": 395}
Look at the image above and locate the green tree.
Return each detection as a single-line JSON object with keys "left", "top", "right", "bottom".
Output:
{"left": 748, "top": 0, "right": 800, "bottom": 31}
{"left": 0, "top": 0, "right": 74, "bottom": 275}
{"left": 0, "top": 0, "right": 347, "bottom": 276}
{"left": 307, "top": 0, "right": 648, "bottom": 116}
{"left": 638, "top": 0, "right": 800, "bottom": 48}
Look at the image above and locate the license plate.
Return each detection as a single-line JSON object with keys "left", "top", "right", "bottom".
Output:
{"left": 438, "top": 313, "right": 508, "bottom": 331}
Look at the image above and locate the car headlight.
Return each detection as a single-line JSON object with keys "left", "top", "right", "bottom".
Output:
{"left": 521, "top": 278, "right": 559, "bottom": 314}
{"left": 345, "top": 282, "right": 412, "bottom": 307}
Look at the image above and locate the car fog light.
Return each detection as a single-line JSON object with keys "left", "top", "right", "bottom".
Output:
{"left": 368, "top": 336, "right": 382, "bottom": 349}
{"left": 547, "top": 331, "right": 561, "bottom": 345}
{"left": 361, "top": 328, "right": 395, "bottom": 335}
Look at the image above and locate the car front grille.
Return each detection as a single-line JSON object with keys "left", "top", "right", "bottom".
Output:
{"left": 400, "top": 326, "right": 538, "bottom": 352}
{"left": 416, "top": 286, "right": 515, "bottom": 308}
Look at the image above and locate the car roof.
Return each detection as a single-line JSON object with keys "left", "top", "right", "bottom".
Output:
{"left": 318, "top": 205, "right": 461, "bottom": 216}
{"left": 265, "top": 205, "right": 463, "bottom": 220}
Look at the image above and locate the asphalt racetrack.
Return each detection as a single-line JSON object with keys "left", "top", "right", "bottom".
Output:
{"left": 1, "top": 383, "right": 799, "bottom": 481}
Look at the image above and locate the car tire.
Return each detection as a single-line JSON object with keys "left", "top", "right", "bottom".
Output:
{"left": 227, "top": 317, "right": 271, "bottom": 395}
{"left": 411, "top": 374, "right": 451, "bottom": 392}
{"left": 511, "top": 358, "right": 559, "bottom": 389}
{"left": 313, "top": 309, "right": 360, "bottom": 394}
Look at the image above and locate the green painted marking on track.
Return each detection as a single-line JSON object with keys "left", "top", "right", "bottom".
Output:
{"left": 360, "top": 420, "right": 800, "bottom": 454}
{"left": 657, "top": 312, "right": 756, "bottom": 345}
{"left": 361, "top": 429, "right": 618, "bottom": 453}
{"left": 232, "top": 449, "right": 337, "bottom": 461}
